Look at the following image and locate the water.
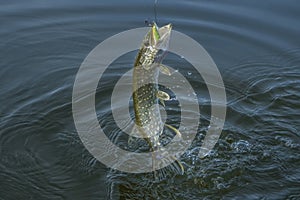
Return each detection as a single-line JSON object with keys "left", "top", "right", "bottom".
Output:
{"left": 1, "top": 0, "right": 299, "bottom": 199}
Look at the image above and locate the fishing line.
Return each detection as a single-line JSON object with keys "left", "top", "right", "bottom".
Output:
{"left": 154, "top": 0, "right": 158, "bottom": 24}
{"left": 145, "top": 0, "right": 158, "bottom": 26}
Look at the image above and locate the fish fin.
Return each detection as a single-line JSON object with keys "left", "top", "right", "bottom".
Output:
{"left": 159, "top": 99, "right": 165, "bottom": 107}
{"left": 159, "top": 64, "right": 172, "bottom": 76}
{"left": 172, "top": 156, "right": 185, "bottom": 175}
{"left": 157, "top": 90, "right": 170, "bottom": 101}
{"left": 165, "top": 124, "right": 182, "bottom": 138}
{"left": 153, "top": 155, "right": 185, "bottom": 181}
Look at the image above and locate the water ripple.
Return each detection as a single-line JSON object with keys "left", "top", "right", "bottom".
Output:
{"left": 1, "top": 0, "right": 300, "bottom": 199}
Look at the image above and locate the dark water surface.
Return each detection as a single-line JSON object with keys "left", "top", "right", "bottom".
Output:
{"left": 1, "top": 0, "right": 299, "bottom": 199}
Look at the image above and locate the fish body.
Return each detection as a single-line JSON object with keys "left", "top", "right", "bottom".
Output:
{"left": 131, "top": 23, "right": 184, "bottom": 175}
{"left": 132, "top": 23, "right": 172, "bottom": 150}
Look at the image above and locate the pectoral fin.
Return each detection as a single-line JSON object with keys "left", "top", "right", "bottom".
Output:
{"left": 157, "top": 91, "right": 169, "bottom": 107}
{"left": 157, "top": 90, "right": 170, "bottom": 101}
{"left": 159, "top": 99, "right": 165, "bottom": 107}
{"left": 165, "top": 124, "right": 182, "bottom": 138}
{"left": 159, "top": 64, "right": 172, "bottom": 76}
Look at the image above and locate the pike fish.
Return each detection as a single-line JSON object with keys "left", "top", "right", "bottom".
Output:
{"left": 131, "top": 22, "right": 184, "bottom": 174}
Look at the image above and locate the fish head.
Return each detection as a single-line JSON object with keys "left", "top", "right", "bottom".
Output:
{"left": 144, "top": 22, "right": 172, "bottom": 51}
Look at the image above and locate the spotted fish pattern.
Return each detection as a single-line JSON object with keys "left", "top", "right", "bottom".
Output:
{"left": 131, "top": 23, "right": 184, "bottom": 174}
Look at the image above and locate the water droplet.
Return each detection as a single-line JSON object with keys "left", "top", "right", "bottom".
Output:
{"left": 187, "top": 71, "right": 192, "bottom": 76}
{"left": 231, "top": 140, "right": 251, "bottom": 153}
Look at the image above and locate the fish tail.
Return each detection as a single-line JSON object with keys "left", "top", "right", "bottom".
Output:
{"left": 151, "top": 147, "right": 185, "bottom": 181}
